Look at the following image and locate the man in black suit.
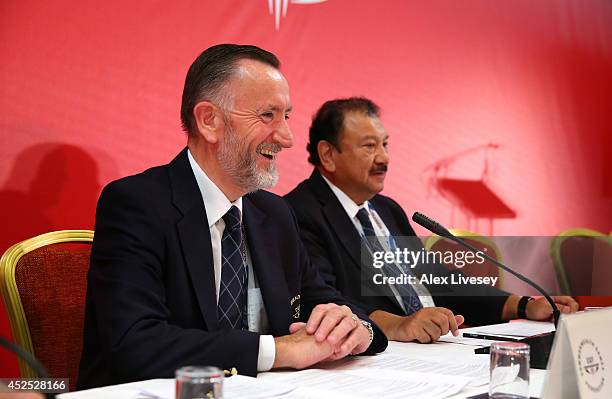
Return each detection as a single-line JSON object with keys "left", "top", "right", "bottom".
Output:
{"left": 285, "top": 97, "right": 578, "bottom": 343}
{"left": 78, "top": 47, "right": 386, "bottom": 389}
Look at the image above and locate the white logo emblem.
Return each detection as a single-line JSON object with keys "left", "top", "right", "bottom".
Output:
{"left": 578, "top": 339, "right": 605, "bottom": 393}
{"left": 268, "top": 0, "right": 327, "bottom": 30}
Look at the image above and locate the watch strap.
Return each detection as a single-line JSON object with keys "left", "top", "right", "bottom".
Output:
{"left": 517, "top": 296, "right": 534, "bottom": 319}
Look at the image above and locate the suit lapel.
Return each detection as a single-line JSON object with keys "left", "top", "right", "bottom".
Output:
{"left": 308, "top": 171, "right": 404, "bottom": 310}
{"left": 169, "top": 149, "right": 218, "bottom": 331}
{"left": 308, "top": 171, "right": 363, "bottom": 270}
{"left": 243, "top": 196, "right": 291, "bottom": 336}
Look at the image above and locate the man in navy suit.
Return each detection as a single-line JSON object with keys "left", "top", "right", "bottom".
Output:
{"left": 78, "top": 46, "right": 386, "bottom": 389}
{"left": 285, "top": 97, "right": 578, "bottom": 344}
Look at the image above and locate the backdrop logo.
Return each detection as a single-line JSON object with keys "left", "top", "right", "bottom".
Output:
{"left": 267, "top": 0, "right": 327, "bottom": 30}
{"left": 578, "top": 339, "right": 605, "bottom": 393}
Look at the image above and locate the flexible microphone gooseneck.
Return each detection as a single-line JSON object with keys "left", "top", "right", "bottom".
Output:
{"left": 0, "top": 336, "right": 55, "bottom": 398}
{"left": 412, "top": 212, "right": 561, "bottom": 327}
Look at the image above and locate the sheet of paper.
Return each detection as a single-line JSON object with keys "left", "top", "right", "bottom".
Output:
{"left": 139, "top": 375, "right": 295, "bottom": 399}
{"left": 276, "top": 368, "right": 469, "bottom": 399}
{"left": 60, "top": 376, "right": 296, "bottom": 399}
{"left": 468, "top": 320, "right": 555, "bottom": 337}
{"left": 315, "top": 354, "right": 489, "bottom": 387}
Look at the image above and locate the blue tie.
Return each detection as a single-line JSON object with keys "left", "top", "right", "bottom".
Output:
{"left": 217, "top": 206, "right": 248, "bottom": 329}
{"left": 356, "top": 207, "right": 423, "bottom": 315}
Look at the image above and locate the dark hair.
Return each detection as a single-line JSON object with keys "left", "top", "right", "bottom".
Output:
{"left": 180, "top": 44, "right": 280, "bottom": 134}
{"left": 306, "top": 97, "right": 380, "bottom": 165}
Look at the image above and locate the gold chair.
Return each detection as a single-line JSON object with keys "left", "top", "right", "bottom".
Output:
{"left": 0, "top": 230, "right": 94, "bottom": 391}
{"left": 424, "top": 229, "right": 504, "bottom": 288}
{"left": 550, "top": 228, "right": 609, "bottom": 296}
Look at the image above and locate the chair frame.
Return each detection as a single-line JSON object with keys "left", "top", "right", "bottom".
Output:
{"left": 424, "top": 229, "right": 505, "bottom": 287}
{"left": 0, "top": 229, "right": 94, "bottom": 377}
{"left": 550, "top": 228, "right": 607, "bottom": 296}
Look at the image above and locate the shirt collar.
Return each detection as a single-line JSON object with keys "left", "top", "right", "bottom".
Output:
{"left": 320, "top": 174, "right": 370, "bottom": 220}
{"left": 188, "top": 149, "right": 243, "bottom": 228}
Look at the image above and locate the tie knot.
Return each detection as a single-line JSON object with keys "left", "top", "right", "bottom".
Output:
{"left": 356, "top": 208, "right": 370, "bottom": 227}
{"left": 356, "top": 207, "right": 377, "bottom": 237}
{"left": 223, "top": 206, "right": 242, "bottom": 232}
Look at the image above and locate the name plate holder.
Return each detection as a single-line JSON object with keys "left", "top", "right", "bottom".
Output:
{"left": 542, "top": 308, "right": 612, "bottom": 398}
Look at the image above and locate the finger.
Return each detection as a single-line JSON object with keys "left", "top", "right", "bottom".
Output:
{"left": 340, "top": 324, "right": 369, "bottom": 356}
{"left": 552, "top": 295, "right": 572, "bottom": 304}
{"left": 415, "top": 327, "right": 431, "bottom": 343}
{"left": 350, "top": 329, "right": 372, "bottom": 355}
{"left": 570, "top": 299, "right": 579, "bottom": 312}
{"left": 289, "top": 322, "right": 307, "bottom": 334}
{"left": 454, "top": 315, "right": 465, "bottom": 333}
{"left": 422, "top": 320, "right": 441, "bottom": 342}
{"left": 305, "top": 303, "right": 331, "bottom": 334}
{"left": 327, "top": 316, "right": 357, "bottom": 345}
{"left": 436, "top": 307, "right": 458, "bottom": 336}
{"left": 313, "top": 310, "right": 345, "bottom": 342}
{"left": 430, "top": 312, "right": 450, "bottom": 337}
{"left": 554, "top": 296, "right": 579, "bottom": 312}
{"left": 322, "top": 351, "right": 345, "bottom": 362}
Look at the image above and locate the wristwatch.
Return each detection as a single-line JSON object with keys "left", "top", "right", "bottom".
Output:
{"left": 360, "top": 320, "right": 374, "bottom": 345}
{"left": 517, "top": 296, "right": 534, "bottom": 319}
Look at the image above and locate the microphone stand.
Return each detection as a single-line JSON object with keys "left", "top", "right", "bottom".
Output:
{"left": 412, "top": 212, "right": 560, "bottom": 368}
{"left": 0, "top": 336, "right": 55, "bottom": 398}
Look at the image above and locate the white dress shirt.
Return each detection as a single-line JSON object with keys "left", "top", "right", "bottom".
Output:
{"left": 321, "top": 175, "right": 435, "bottom": 311}
{"left": 188, "top": 150, "right": 275, "bottom": 371}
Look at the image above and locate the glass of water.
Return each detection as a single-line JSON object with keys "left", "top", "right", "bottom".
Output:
{"left": 175, "top": 366, "right": 223, "bottom": 399}
{"left": 489, "top": 342, "right": 530, "bottom": 399}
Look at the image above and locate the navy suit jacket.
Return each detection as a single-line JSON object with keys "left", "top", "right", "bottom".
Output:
{"left": 78, "top": 150, "right": 387, "bottom": 389}
{"left": 284, "top": 170, "right": 510, "bottom": 326}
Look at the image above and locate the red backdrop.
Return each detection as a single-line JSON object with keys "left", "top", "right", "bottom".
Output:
{"left": 1, "top": 0, "right": 611, "bottom": 377}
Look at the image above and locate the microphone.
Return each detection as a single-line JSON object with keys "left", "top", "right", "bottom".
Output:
{"left": 412, "top": 211, "right": 560, "bottom": 369}
{"left": 412, "top": 212, "right": 453, "bottom": 239}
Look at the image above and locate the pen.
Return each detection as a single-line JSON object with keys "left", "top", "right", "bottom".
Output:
{"left": 462, "top": 333, "right": 522, "bottom": 341}
{"left": 474, "top": 346, "right": 490, "bottom": 354}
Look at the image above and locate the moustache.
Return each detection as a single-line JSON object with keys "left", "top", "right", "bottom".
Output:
{"left": 370, "top": 165, "right": 388, "bottom": 173}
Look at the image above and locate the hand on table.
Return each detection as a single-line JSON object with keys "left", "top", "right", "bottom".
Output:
{"left": 526, "top": 296, "right": 579, "bottom": 320}
{"left": 272, "top": 303, "right": 372, "bottom": 369}
{"left": 394, "top": 307, "right": 464, "bottom": 343}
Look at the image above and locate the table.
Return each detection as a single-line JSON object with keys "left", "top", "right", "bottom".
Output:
{"left": 256, "top": 339, "right": 545, "bottom": 399}
{"left": 59, "top": 326, "right": 547, "bottom": 399}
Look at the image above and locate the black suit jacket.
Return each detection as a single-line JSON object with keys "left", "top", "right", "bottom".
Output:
{"left": 284, "top": 170, "right": 509, "bottom": 327}
{"left": 78, "top": 150, "right": 387, "bottom": 389}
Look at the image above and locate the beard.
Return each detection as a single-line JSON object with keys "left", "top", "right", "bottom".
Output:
{"left": 217, "top": 118, "right": 279, "bottom": 193}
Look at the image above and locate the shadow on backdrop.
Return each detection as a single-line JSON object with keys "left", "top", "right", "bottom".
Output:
{"left": 0, "top": 143, "right": 106, "bottom": 377}
{"left": 0, "top": 143, "right": 103, "bottom": 255}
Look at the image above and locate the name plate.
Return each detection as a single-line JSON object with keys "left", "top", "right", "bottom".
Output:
{"left": 542, "top": 308, "right": 612, "bottom": 398}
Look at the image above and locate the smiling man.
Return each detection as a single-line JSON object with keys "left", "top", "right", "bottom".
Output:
{"left": 78, "top": 47, "right": 386, "bottom": 389}
{"left": 285, "top": 97, "right": 578, "bottom": 344}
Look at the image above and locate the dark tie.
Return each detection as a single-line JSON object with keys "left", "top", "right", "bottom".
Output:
{"left": 356, "top": 207, "right": 423, "bottom": 315}
{"left": 218, "top": 206, "right": 248, "bottom": 330}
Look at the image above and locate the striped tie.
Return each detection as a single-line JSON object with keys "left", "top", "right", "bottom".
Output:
{"left": 356, "top": 207, "right": 423, "bottom": 314}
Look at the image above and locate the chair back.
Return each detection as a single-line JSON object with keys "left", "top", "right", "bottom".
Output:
{"left": 424, "top": 229, "right": 504, "bottom": 289}
{"left": 0, "top": 230, "right": 94, "bottom": 391}
{"left": 550, "top": 228, "right": 611, "bottom": 296}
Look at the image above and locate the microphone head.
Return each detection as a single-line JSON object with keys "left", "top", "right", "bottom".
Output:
{"left": 412, "top": 212, "right": 453, "bottom": 238}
